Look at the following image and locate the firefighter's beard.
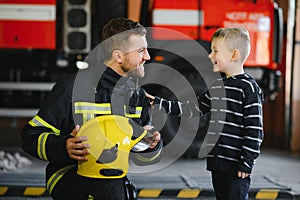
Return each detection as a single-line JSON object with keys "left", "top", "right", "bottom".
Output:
{"left": 132, "top": 65, "right": 145, "bottom": 78}
{"left": 121, "top": 55, "right": 145, "bottom": 78}
{"left": 126, "top": 65, "right": 145, "bottom": 78}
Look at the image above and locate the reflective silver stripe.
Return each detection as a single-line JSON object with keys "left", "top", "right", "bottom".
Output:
{"left": 29, "top": 115, "right": 60, "bottom": 134}
{"left": 82, "top": 113, "right": 95, "bottom": 124}
{"left": 86, "top": 113, "right": 94, "bottom": 121}
{"left": 74, "top": 102, "right": 111, "bottom": 114}
{"left": 30, "top": 117, "right": 43, "bottom": 126}
{"left": 124, "top": 106, "right": 142, "bottom": 118}
{"left": 75, "top": 102, "right": 143, "bottom": 119}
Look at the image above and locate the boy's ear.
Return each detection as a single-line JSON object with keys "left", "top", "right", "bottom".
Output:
{"left": 112, "top": 50, "right": 123, "bottom": 64}
{"left": 231, "top": 50, "right": 239, "bottom": 62}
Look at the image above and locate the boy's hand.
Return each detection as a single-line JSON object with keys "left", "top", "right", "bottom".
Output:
{"left": 237, "top": 171, "right": 250, "bottom": 179}
{"left": 145, "top": 92, "right": 155, "bottom": 100}
{"left": 145, "top": 92, "right": 155, "bottom": 106}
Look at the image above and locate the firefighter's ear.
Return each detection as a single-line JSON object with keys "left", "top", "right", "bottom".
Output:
{"left": 231, "top": 49, "right": 239, "bottom": 62}
{"left": 112, "top": 49, "right": 123, "bottom": 64}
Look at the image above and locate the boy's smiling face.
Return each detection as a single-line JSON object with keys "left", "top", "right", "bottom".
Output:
{"left": 208, "top": 38, "right": 234, "bottom": 74}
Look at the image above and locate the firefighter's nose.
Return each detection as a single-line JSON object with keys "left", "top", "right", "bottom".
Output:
{"left": 143, "top": 49, "right": 151, "bottom": 60}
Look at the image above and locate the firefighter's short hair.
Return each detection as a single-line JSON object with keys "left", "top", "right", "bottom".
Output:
{"left": 100, "top": 18, "right": 146, "bottom": 61}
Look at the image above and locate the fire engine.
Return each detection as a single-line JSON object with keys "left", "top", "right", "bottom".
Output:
{"left": 0, "top": 0, "right": 283, "bottom": 157}
{"left": 139, "top": 0, "right": 283, "bottom": 156}
{"left": 143, "top": 0, "right": 283, "bottom": 97}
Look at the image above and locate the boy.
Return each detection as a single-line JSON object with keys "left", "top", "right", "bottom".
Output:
{"left": 149, "top": 28, "right": 264, "bottom": 200}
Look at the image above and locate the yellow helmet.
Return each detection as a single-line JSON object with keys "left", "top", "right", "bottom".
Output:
{"left": 76, "top": 115, "right": 147, "bottom": 179}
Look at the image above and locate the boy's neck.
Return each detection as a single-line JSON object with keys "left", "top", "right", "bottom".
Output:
{"left": 225, "top": 67, "right": 245, "bottom": 78}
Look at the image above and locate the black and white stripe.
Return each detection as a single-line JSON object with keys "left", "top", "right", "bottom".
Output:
{"left": 204, "top": 73, "right": 264, "bottom": 173}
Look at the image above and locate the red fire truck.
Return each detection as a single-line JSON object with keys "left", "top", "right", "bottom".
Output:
{"left": 139, "top": 0, "right": 283, "bottom": 156}
{"left": 0, "top": 0, "right": 283, "bottom": 157}
{"left": 142, "top": 0, "right": 283, "bottom": 98}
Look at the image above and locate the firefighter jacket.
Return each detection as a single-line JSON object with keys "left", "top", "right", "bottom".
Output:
{"left": 21, "top": 65, "right": 163, "bottom": 195}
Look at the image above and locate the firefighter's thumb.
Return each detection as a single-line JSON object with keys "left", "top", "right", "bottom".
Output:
{"left": 71, "top": 125, "right": 80, "bottom": 137}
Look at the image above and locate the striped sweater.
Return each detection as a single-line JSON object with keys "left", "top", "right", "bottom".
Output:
{"left": 153, "top": 73, "right": 264, "bottom": 173}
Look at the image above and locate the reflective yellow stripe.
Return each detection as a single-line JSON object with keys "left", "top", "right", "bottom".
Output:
{"left": 138, "top": 189, "right": 162, "bottom": 197}
{"left": 124, "top": 113, "right": 141, "bottom": 118}
{"left": 29, "top": 115, "right": 60, "bottom": 134}
{"left": 75, "top": 102, "right": 143, "bottom": 119}
{"left": 82, "top": 113, "right": 90, "bottom": 124}
{"left": 23, "top": 187, "right": 46, "bottom": 196}
{"left": 134, "top": 149, "right": 162, "bottom": 162}
{"left": 124, "top": 106, "right": 142, "bottom": 118}
{"left": 0, "top": 186, "right": 8, "bottom": 195}
{"left": 37, "top": 132, "right": 50, "bottom": 161}
{"left": 255, "top": 189, "right": 279, "bottom": 199}
{"left": 29, "top": 116, "right": 60, "bottom": 161}
{"left": 47, "top": 165, "right": 75, "bottom": 195}
{"left": 75, "top": 102, "right": 112, "bottom": 114}
{"left": 177, "top": 189, "right": 201, "bottom": 198}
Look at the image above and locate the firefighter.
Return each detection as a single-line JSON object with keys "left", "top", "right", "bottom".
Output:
{"left": 21, "top": 18, "right": 162, "bottom": 200}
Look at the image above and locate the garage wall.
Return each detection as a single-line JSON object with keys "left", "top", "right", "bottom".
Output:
{"left": 290, "top": 0, "right": 300, "bottom": 155}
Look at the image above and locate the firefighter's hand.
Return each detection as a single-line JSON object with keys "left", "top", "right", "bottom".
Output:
{"left": 144, "top": 125, "right": 161, "bottom": 149}
{"left": 66, "top": 125, "right": 90, "bottom": 161}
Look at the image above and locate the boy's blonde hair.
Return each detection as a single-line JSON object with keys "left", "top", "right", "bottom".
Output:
{"left": 212, "top": 28, "right": 250, "bottom": 63}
